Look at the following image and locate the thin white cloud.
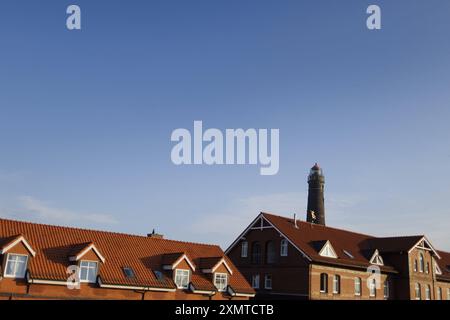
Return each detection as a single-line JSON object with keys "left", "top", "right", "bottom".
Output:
{"left": 16, "top": 196, "right": 118, "bottom": 225}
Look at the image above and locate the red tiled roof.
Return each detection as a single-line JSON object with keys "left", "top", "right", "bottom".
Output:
{"left": 261, "top": 212, "right": 427, "bottom": 272}
{"left": 437, "top": 250, "right": 450, "bottom": 282}
{"left": 0, "top": 218, "right": 253, "bottom": 294}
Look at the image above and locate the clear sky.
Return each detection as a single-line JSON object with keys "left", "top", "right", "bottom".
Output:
{"left": 1, "top": 1, "right": 450, "bottom": 250}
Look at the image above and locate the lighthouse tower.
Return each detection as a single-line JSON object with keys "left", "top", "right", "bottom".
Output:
{"left": 306, "top": 163, "right": 326, "bottom": 225}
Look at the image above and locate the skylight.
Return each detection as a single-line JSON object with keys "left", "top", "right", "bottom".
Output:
{"left": 154, "top": 270, "right": 164, "bottom": 281}
{"left": 343, "top": 250, "right": 354, "bottom": 259}
{"left": 123, "top": 267, "right": 135, "bottom": 278}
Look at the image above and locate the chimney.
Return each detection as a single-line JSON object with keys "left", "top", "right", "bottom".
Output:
{"left": 147, "top": 229, "right": 164, "bottom": 239}
{"left": 294, "top": 213, "right": 298, "bottom": 229}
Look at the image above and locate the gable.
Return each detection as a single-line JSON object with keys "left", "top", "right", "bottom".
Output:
{"left": 318, "top": 241, "right": 338, "bottom": 259}
{"left": 0, "top": 235, "right": 36, "bottom": 257}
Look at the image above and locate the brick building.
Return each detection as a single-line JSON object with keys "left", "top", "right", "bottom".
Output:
{"left": 0, "top": 219, "right": 254, "bottom": 300}
{"left": 226, "top": 164, "right": 450, "bottom": 300}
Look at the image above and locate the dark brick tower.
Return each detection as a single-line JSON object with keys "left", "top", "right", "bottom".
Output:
{"left": 306, "top": 163, "right": 326, "bottom": 225}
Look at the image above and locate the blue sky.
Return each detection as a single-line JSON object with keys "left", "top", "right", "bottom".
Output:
{"left": 1, "top": 1, "right": 450, "bottom": 250}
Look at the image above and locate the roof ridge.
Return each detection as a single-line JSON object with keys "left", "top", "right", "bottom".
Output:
{"left": 0, "top": 217, "right": 220, "bottom": 249}
{"left": 261, "top": 212, "right": 376, "bottom": 239}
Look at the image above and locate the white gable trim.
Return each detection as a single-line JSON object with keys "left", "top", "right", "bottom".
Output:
{"left": 225, "top": 213, "right": 312, "bottom": 262}
{"left": 165, "top": 254, "right": 196, "bottom": 272}
{"left": 1, "top": 236, "right": 36, "bottom": 257}
{"left": 318, "top": 241, "right": 338, "bottom": 259}
{"left": 202, "top": 258, "right": 233, "bottom": 275}
{"left": 408, "top": 236, "right": 441, "bottom": 259}
{"left": 369, "top": 249, "right": 384, "bottom": 266}
{"left": 70, "top": 244, "right": 105, "bottom": 263}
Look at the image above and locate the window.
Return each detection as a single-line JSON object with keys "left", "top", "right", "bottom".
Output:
{"left": 320, "top": 273, "right": 328, "bottom": 293}
{"left": 214, "top": 273, "right": 228, "bottom": 292}
{"left": 280, "top": 239, "right": 288, "bottom": 257}
{"left": 419, "top": 253, "right": 425, "bottom": 273}
{"left": 266, "top": 241, "right": 276, "bottom": 264}
{"left": 4, "top": 254, "right": 28, "bottom": 278}
{"left": 123, "top": 267, "right": 135, "bottom": 278}
{"left": 79, "top": 261, "right": 98, "bottom": 283}
{"left": 319, "top": 242, "right": 337, "bottom": 258}
{"left": 370, "top": 251, "right": 384, "bottom": 266}
{"left": 333, "top": 275, "right": 341, "bottom": 294}
{"left": 415, "top": 283, "right": 421, "bottom": 300}
{"left": 425, "top": 262, "right": 430, "bottom": 274}
{"left": 251, "top": 274, "right": 260, "bottom": 289}
{"left": 384, "top": 281, "right": 390, "bottom": 299}
{"left": 369, "top": 278, "right": 376, "bottom": 297}
{"left": 437, "top": 287, "right": 442, "bottom": 300}
{"left": 414, "top": 260, "right": 418, "bottom": 272}
{"left": 264, "top": 274, "right": 272, "bottom": 290}
{"left": 241, "top": 241, "right": 248, "bottom": 258}
{"left": 174, "top": 269, "right": 190, "bottom": 289}
{"left": 154, "top": 270, "right": 164, "bottom": 281}
{"left": 425, "top": 285, "right": 431, "bottom": 300}
{"left": 251, "top": 242, "right": 261, "bottom": 264}
{"left": 447, "top": 288, "right": 450, "bottom": 301}
{"left": 354, "top": 277, "right": 362, "bottom": 296}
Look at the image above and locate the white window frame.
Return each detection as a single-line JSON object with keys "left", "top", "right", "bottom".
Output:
{"left": 264, "top": 274, "right": 272, "bottom": 290}
{"left": 425, "top": 285, "right": 431, "bottom": 300}
{"left": 319, "top": 241, "right": 337, "bottom": 259}
{"left": 3, "top": 253, "right": 29, "bottom": 279}
{"left": 214, "top": 273, "right": 228, "bottom": 292}
{"left": 419, "top": 253, "right": 425, "bottom": 273}
{"left": 79, "top": 260, "right": 98, "bottom": 283}
{"left": 447, "top": 288, "right": 450, "bottom": 301}
{"left": 320, "top": 273, "right": 328, "bottom": 293}
{"left": 415, "top": 283, "right": 421, "bottom": 300}
{"left": 241, "top": 241, "right": 248, "bottom": 258}
{"left": 174, "top": 269, "right": 190, "bottom": 289}
{"left": 332, "top": 275, "right": 340, "bottom": 294}
{"left": 369, "top": 278, "right": 376, "bottom": 297}
{"left": 384, "top": 281, "right": 389, "bottom": 299}
{"left": 251, "top": 274, "right": 260, "bottom": 289}
{"left": 437, "top": 287, "right": 442, "bottom": 300}
{"left": 280, "top": 239, "right": 288, "bottom": 257}
{"left": 354, "top": 277, "right": 361, "bottom": 296}
{"left": 414, "top": 259, "right": 418, "bottom": 272}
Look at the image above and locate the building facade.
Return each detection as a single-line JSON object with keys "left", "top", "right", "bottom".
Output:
{"left": 226, "top": 164, "right": 450, "bottom": 300}
{"left": 0, "top": 219, "right": 254, "bottom": 300}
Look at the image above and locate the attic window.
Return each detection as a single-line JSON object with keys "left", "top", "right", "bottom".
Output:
{"left": 343, "top": 250, "right": 354, "bottom": 259}
{"left": 370, "top": 250, "right": 384, "bottom": 266}
{"left": 123, "top": 267, "right": 135, "bottom": 278}
{"left": 319, "top": 241, "right": 337, "bottom": 259}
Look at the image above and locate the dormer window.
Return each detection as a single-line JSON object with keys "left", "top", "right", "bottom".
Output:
{"left": 174, "top": 269, "right": 190, "bottom": 289}
{"left": 79, "top": 261, "right": 98, "bottom": 283}
{"left": 370, "top": 250, "right": 384, "bottom": 266}
{"left": 319, "top": 241, "right": 337, "bottom": 259}
{"left": 214, "top": 273, "right": 228, "bottom": 292}
{"left": 4, "top": 254, "right": 28, "bottom": 279}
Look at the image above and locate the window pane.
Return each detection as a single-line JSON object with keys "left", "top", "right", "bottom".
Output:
{"left": 80, "top": 266, "right": 88, "bottom": 280}
{"left": 6, "top": 260, "right": 15, "bottom": 275}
